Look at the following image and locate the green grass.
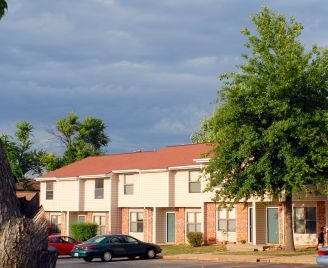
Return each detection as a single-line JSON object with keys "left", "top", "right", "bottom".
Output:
{"left": 161, "top": 244, "right": 227, "bottom": 255}
{"left": 161, "top": 244, "right": 316, "bottom": 256}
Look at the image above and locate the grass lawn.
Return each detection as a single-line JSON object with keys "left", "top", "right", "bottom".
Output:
{"left": 161, "top": 244, "right": 317, "bottom": 256}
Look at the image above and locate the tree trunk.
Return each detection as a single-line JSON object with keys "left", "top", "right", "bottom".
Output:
{"left": 285, "top": 193, "right": 296, "bottom": 251}
{"left": 0, "top": 140, "right": 57, "bottom": 267}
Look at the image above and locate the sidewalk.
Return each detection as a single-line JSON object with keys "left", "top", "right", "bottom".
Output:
{"left": 163, "top": 243, "right": 317, "bottom": 264}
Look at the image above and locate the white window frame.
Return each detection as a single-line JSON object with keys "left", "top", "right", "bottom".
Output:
{"left": 95, "top": 179, "right": 104, "bottom": 199}
{"left": 189, "top": 171, "right": 201, "bottom": 193}
{"left": 130, "top": 211, "right": 143, "bottom": 233}
{"left": 46, "top": 181, "right": 54, "bottom": 200}
{"left": 124, "top": 175, "right": 134, "bottom": 195}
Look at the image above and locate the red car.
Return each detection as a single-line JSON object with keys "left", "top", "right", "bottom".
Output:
{"left": 48, "top": 235, "right": 80, "bottom": 255}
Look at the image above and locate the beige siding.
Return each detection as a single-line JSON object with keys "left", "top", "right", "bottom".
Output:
{"left": 140, "top": 172, "right": 168, "bottom": 207}
{"left": 110, "top": 174, "right": 121, "bottom": 233}
{"left": 39, "top": 180, "right": 79, "bottom": 211}
{"left": 174, "top": 170, "right": 202, "bottom": 207}
{"left": 117, "top": 174, "right": 140, "bottom": 207}
{"left": 155, "top": 208, "right": 168, "bottom": 244}
{"left": 82, "top": 178, "right": 111, "bottom": 211}
{"left": 255, "top": 204, "right": 267, "bottom": 244}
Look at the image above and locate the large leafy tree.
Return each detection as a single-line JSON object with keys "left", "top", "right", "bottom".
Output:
{"left": 196, "top": 8, "right": 328, "bottom": 251}
{"left": 49, "top": 112, "right": 110, "bottom": 166}
{"left": 1, "top": 122, "right": 45, "bottom": 187}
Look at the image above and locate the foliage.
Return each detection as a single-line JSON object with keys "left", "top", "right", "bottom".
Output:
{"left": 1, "top": 122, "right": 46, "bottom": 185}
{"left": 70, "top": 223, "right": 98, "bottom": 242}
{"left": 48, "top": 112, "right": 110, "bottom": 167}
{"left": 0, "top": 0, "right": 7, "bottom": 20}
{"left": 187, "top": 232, "right": 203, "bottom": 247}
{"left": 195, "top": 7, "right": 328, "bottom": 251}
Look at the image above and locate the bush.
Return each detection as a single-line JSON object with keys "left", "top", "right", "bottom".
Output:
{"left": 70, "top": 223, "right": 98, "bottom": 241}
{"left": 187, "top": 232, "right": 203, "bottom": 247}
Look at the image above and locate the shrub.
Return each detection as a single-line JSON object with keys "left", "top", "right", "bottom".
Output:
{"left": 70, "top": 223, "right": 98, "bottom": 241}
{"left": 187, "top": 232, "right": 203, "bottom": 247}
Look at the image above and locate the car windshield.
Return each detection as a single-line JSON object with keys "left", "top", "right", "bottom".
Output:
{"left": 85, "top": 236, "right": 107, "bottom": 244}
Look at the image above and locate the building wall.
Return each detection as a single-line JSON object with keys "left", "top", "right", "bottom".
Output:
{"left": 236, "top": 203, "right": 248, "bottom": 243}
{"left": 40, "top": 180, "right": 80, "bottom": 211}
{"left": 204, "top": 202, "right": 216, "bottom": 244}
{"left": 82, "top": 178, "right": 111, "bottom": 211}
{"left": 175, "top": 207, "right": 186, "bottom": 244}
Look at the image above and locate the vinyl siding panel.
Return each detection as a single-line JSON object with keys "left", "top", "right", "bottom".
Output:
{"left": 82, "top": 178, "right": 111, "bottom": 211}
{"left": 39, "top": 180, "right": 80, "bottom": 211}
{"left": 117, "top": 174, "right": 140, "bottom": 207}
{"left": 56, "top": 180, "right": 79, "bottom": 210}
{"left": 140, "top": 172, "right": 168, "bottom": 207}
{"left": 174, "top": 170, "right": 202, "bottom": 207}
{"left": 255, "top": 204, "right": 266, "bottom": 244}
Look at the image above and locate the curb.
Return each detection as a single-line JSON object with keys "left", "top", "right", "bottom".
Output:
{"left": 163, "top": 253, "right": 317, "bottom": 264}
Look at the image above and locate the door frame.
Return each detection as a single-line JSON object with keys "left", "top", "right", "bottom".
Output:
{"left": 267, "top": 207, "right": 279, "bottom": 244}
{"left": 166, "top": 212, "right": 176, "bottom": 243}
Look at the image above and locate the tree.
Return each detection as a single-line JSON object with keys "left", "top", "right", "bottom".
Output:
{"left": 0, "top": 0, "right": 7, "bottom": 20}
{"left": 49, "top": 112, "right": 110, "bottom": 167}
{"left": 0, "top": 139, "right": 57, "bottom": 267}
{"left": 197, "top": 8, "right": 328, "bottom": 251}
{"left": 1, "top": 121, "right": 46, "bottom": 187}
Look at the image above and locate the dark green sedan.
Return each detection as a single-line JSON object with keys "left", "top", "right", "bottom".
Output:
{"left": 70, "top": 234, "right": 162, "bottom": 262}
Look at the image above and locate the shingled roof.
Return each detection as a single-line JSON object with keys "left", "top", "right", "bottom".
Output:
{"left": 38, "top": 143, "right": 212, "bottom": 179}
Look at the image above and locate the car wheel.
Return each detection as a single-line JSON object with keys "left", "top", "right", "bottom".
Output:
{"left": 146, "top": 248, "right": 156, "bottom": 259}
{"left": 101, "top": 251, "right": 112, "bottom": 262}
{"left": 83, "top": 257, "right": 93, "bottom": 262}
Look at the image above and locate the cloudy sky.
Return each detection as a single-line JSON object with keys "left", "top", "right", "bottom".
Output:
{"left": 1, "top": 0, "right": 327, "bottom": 154}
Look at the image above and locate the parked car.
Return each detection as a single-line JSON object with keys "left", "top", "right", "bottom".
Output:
{"left": 317, "top": 246, "right": 328, "bottom": 265}
{"left": 71, "top": 234, "right": 162, "bottom": 262}
{"left": 48, "top": 235, "right": 80, "bottom": 255}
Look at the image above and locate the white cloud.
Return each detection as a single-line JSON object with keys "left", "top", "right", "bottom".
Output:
{"left": 185, "top": 56, "right": 218, "bottom": 67}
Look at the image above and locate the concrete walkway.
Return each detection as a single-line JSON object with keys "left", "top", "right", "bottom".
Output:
{"left": 163, "top": 244, "right": 317, "bottom": 265}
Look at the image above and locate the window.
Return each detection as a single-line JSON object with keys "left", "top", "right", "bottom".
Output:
{"left": 46, "top": 182, "right": 54, "bottom": 200}
{"left": 50, "top": 214, "right": 61, "bottom": 234}
{"left": 78, "top": 215, "right": 85, "bottom": 223}
{"left": 130, "top": 212, "right": 143, "bottom": 232}
{"left": 124, "top": 175, "right": 134, "bottom": 195}
{"left": 95, "top": 179, "right": 104, "bottom": 199}
{"left": 218, "top": 207, "right": 236, "bottom": 232}
{"left": 187, "top": 212, "right": 201, "bottom": 233}
{"left": 189, "top": 171, "right": 201, "bottom": 193}
{"left": 93, "top": 215, "right": 106, "bottom": 235}
{"left": 294, "top": 207, "right": 316, "bottom": 234}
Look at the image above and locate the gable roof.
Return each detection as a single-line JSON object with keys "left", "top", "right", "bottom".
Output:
{"left": 37, "top": 143, "right": 211, "bottom": 179}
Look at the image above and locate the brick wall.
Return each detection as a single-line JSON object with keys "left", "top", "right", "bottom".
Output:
{"left": 236, "top": 203, "right": 248, "bottom": 242}
{"left": 175, "top": 208, "right": 185, "bottom": 244}
{"left": 121, "top": 208, "right": 129, "bottom": 234}
{"left": 204, "top": 202, "right": 216, "bottom": 244}
{"left": 143, "top": 208, "right": 153, "bottom": 242}
{"left": 317, "top": 201, "right": 326, "bottom": 232}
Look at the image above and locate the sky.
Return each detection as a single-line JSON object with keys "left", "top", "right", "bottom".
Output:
{"left": 1, "top": 0, "right": 327, "bottom": 154}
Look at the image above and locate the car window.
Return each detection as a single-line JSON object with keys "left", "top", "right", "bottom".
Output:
{"left": 86, "top": 236, "right": 107, "bottom": 244}
{"left": 110, "top": 237, "right": 121, "bottom": 244}
{"left": 124, "top": 236, "right": 138, "bottom": 244}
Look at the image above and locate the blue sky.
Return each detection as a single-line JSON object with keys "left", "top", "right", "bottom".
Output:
{"left": 0, "top": 0, "right": 327, "bottom": 154}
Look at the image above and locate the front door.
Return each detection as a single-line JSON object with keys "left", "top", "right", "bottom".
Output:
{"left": 267, "top": 208, "right": 279, "bottom": 244}
{"left": 167, "top": 213, "right": 175, "bottom": 243}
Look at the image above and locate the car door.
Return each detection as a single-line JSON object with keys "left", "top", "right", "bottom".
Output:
{"left": 121, "top": 235, "right": 146, "bottom": 256}
{"left": 108, "top": 236, "right": 126, "bottom": 257}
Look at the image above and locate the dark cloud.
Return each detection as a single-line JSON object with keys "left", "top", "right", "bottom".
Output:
{"left": 0, "top": 0, "right": 327, "bottom": 153}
